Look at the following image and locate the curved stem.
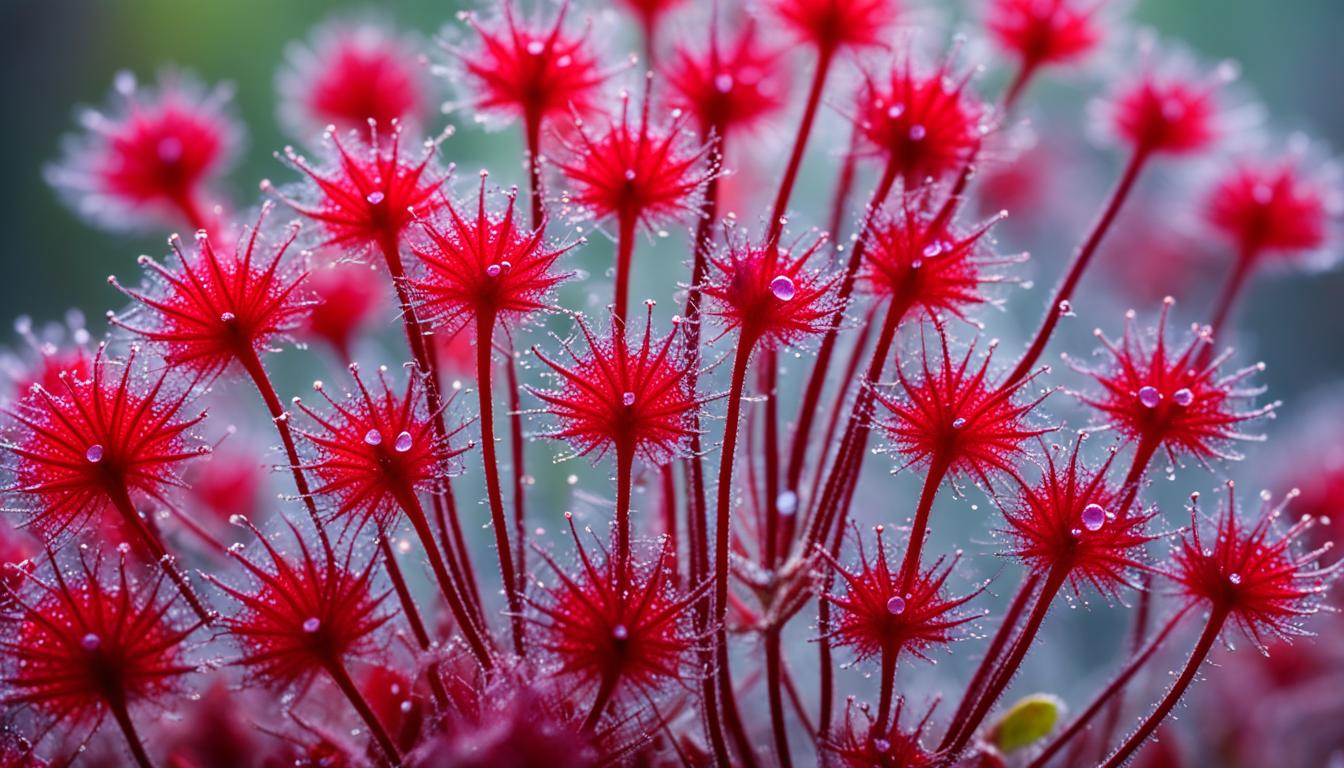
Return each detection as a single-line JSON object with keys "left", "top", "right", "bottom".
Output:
{"left": 326, "top": 658, "right": 403, "bottom": 767}
{"left": 765, "top": 626, "right": 794, "bottom": 768}
{"left": 583, "top": 672, "right": 621, "bottom": 732}
{"left": 941, "top": 563, "right": 1070, "bottom": 759}
{"left": 714, "top": 337, "right": 761, "bottom": 768}
{"left": 104, "top": 480, "right": 211, "bottom": 623}
{"left": 1028, "top": 602, "right": 1195, "bottom": 768}
{"left": 1201, "top": 243, "right": 1258, "bottom": 367}
{"left": 1000, "top": 60, "right": 1039, "bottom": 114}
{"left": 784, "top": 161, "right": 901, "bottom": 502}
{"left": 107, "top": 694, "right": 155, "bottom": 768}
{"left": 614, "top": 210, "right": 638, "bottom": 327}
{"left": 766, "top": 46, "right": 835, "bottom": 245}
{"left": 475, "top": 312, "right": 526, "bottom": 657}
{"left": 1006, "top": 148, "right": 1150, "bottom": 384}
{"left": 1100, "top": 608, "right": 1228, "bottom": 768}
{"left": 942, "top": 572, "right": 1042, "bottom": 740}
{"left": 378, "top": 536, "right": 451, "bottom": 708}
{"left": 378, "top": 227, "right": 486, "bottom": 626}
{"left": 391, "top": 485, "right": 494, "bottom": 669}
{"left": 898, "top": 452, "right": 953, "bottom": 586}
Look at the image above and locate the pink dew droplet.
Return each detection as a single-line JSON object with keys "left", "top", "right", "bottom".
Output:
{"left": 364, "top": 429, "right": 383, "bottom": 446}
{"left": 886, "top": 596, "right": 906, "bottom": 615}
{"left": 302, "top": 617, "right": 321, "bottom": 633}
{"left": 612, "top": 624, "right": 629, "bottom": 640}
{"left": 366, "top": 191, "right": 385, "bottom": 205}
{"left": 1081, "top": 503, "right": 1107, "bottom": 532}
{"left": 85, "top": 444, "right": 104, "bottom": 463}
{"left": 622, "top": 392, "right": 636, "bottom": 407}
{"left": 81, "top": 633, "right": 101, "bottom": 651}
{"left": 394, "top": 431, "right": 413, "bottom": 453}
{"left": 769, "top": 275, "right": 796, "bottom": 301}
{"left": 1172, "top": 387, "right": 1194, "bottom": 407}
{"left": 1137, "top": 386, "right": 1162, "bottom": 409}
{"left": 485, "top": 264, "right": 502, "bottom": 278}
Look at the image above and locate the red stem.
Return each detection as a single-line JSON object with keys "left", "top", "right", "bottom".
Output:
{"left": 583, "top": 671, "right": 621, "bottom": 732}
{"left": 614, "top": 210, "right": 638, "bottom": 327}
{"left": 504, "top": 338, "right": 529, "bottom": 600}
{"left": 1099, "top": 608, "right": 1229, "bottom": 768}
{"left": 765, "top": 626, "right": 795, "bottom": 768}
{"left": 105, "top": 462, "right": 212, "bottom": 624}
{"left": 1202, "top": 242, "right": 1259, "bottom": 365}
{"left": 659, "top": 463, "right": 680, "bottom": 587}
{"left": 876, "top": 637, "right": 901, "bottom": 733}
{"left": 766, "top": 46, "right": 836, "bottom": 245}
{"left": 714, "top": 337, "right": 761, "bottom": 768}
{"left": 388, "top": 485, "right": 494, "bottom": 669}
{"left": 475, "top": 311, "right": 526, "bottom": 656}
{"left": 940, "top": 563, "right": 1071, "bottom": 759}
{"left": 615, "top": 440, "right": 636, "bottom": 597}
{"left": 898, "top": 452, "right": 953, "bottom": 586}
{"left": 942, "top": 572, "right": 1043, "bottom": 739}
{"left": 325, "top": 657, "right": 403, "bottom": 767}
{"left": 1028, "top": 602, "right": 1195, "bottom": 768}
{"left": 762, "top": 354, "right": 782, "bottom": 569}
{"left": 784, "top": 161, "right": 901, "bottom": 500}
{"left": 107, "top": 693, "right": 155, "bottom": 768}
{"left": 376, "top": 231, "right": 486, "bottom": 623}
{"left": 1000, "top": 60, "right": 1039, "bottom": 114}
{"left": 525, "top": 109, "right": 545, "bottom": 229}
{"left": 1006, "top": 148, "right": 1150, "bottom": 384}
{"left": 378, "top": 536, "right": 452, "bottom": 708}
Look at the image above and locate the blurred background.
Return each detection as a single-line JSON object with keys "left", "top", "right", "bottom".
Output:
{"left": 1, "top": 0, "right": 1341, "bottom": 765}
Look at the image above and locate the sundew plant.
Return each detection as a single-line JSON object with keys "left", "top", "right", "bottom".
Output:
{"left": 2, "top": 1, "right": 1343, "bottom": 766}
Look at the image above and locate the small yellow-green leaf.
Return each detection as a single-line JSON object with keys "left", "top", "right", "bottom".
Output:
{"left": 989, "top": 693, "right": 1064, "bottom": 753}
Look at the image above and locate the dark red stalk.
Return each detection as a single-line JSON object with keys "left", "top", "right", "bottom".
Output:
{"left": 941, "top": 572, "right": 1043, "bottom": 740}
{"left": 683, "top": 135, "right": 726, "bottom": 765}
{"left": 474, "top": 310, "right": 526, "bottom": 656}
{"left": 762, "top": 355, "right": 782, "bottom": 569}
{"left": 765, "top": 625, "right": 794, "bottom": 768}
{"left": 939, "top": 563, "right": 1071, "bottom": 759}
{"left": 714, "top": 337, "right": 764, "bottom": 768}
{"left": 376, "top": 231, "right": 485, "bottom": 622}
{"left": 1005, "top": 148, "right": 1150, "bottom": 385}
{"left": 1027, "top": 601, "right": 1195, "bottom": 768}
{"left": 1000, "top": 61, "right": 1039, "bottom": 114}
{"left": 784, "top": 161, "right": 901, "bottom": 502}
{"left": 1202, "top": 241, "right": 1258, "bottom": 365}
{"left": 1099, "top": 607, "right": 1230, "bottom": 768}
{"left": 898, "top": 452, "right": 954, "bottom": 586}
{"left": 107, "top": 693, "right": 154, "bottom": 768}
{"left": 615, "top": 439, "right": 636, "bottom": 597}
{"left": 170, "top": 189, "right": 211, "bottom": 235}
{"left": 377, "top": 535, "right": 452, "bottom": 707}
{"left": 583, "top": 671, "right": 621, "bottom": 732}
{"left": 504, "top": 337, "right": 529, "bottom": 600}
{"left": 614, "top": 210, "right": 638, "bottom": 326}
{"left": 388, "top": 479, "right": 495, "bottom": 668}
{"left": 766, "top": 47, "right": 836, "bottom": 246}
{"left": 525, "top": 109, "right": 545, "bottom": 229}
{"left": 325, "top": 655, "right": 404, "bottom": 767}
{"left": 107, "top": 483, "right": 209, "bottom": 622}
{"left": 659, "top": 463, "right": 680, "bottom": 586}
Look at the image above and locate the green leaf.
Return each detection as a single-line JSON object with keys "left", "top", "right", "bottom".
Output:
{"left": 990, "top": 693, "right": 1064, "bottom": 753}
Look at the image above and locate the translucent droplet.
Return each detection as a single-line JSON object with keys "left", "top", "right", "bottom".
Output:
{"left": 220, "top": 311, "right": 236, "bottom": 323}
{"left": 526, "top": 40, "right": 545, "bottom": 55}
{"left": 399, "top": 700, "right": 413, "bottom": 714}
{"left": 908, "top": 124, "right": 927, "bottom": 141}
{"left": 81, "top": 633, "right": 101, "bottom": 651}
{"left": 612, "top": 624, "right": 629, "bottom": 640}
{"left": 228, "top": 514, "right": 248, "bottom": 527}
{"left": 485, "top": 264, "right": 502, "bottom": 277}
{"left": 922, "top": 242, "right": 944, "bottom": 258}
{"left": 769, "top": 275, "right": 796, "bottom": 301}
{"left": 1081, "top": 503, "right": 1106, "bottom": 532}
{"left": 366, "top": 191, "right": 385, "bottom": 205}
{"left": 952, "top": 417, "right": 967, "bottom": 429}
{"left": 302, "top": 617, "right": 321, "bottom": 633}
{"left": 1228, "top": 573, "right": 1242, "bottom": 585}
{"left": 873, "top": 738, "right": 892, "bottom": 753}
{"left": 886, "top": 596, "right": 906, "bottom": 615}
{"left": 364, "top": 429, "right": 383, "bottom": 446}
{"left": 714, "top": 74, "right": 734, "bottom": 93}
{"left": 1172, "top": 387, "right": 1194, "bottom": 407}
{"left": 622, "top": 392, "right": 636, "bottom": 407}
{"left": 1137, "top": 386, "right": 1162, "bottom": 409}
{"left": 623, "top": 169, "right": 637, "bottom": 181}
{"left": 394, "top": 431, "right": 413, "bottom": 452}
{"left": 885, "top": 104, "right": 904, "bottom": 119}
{"left": 776, "top": 491, "right": 798, "bottom": 516}
{"left": 85, "top": 444, "right": 104, "bottom": 463}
